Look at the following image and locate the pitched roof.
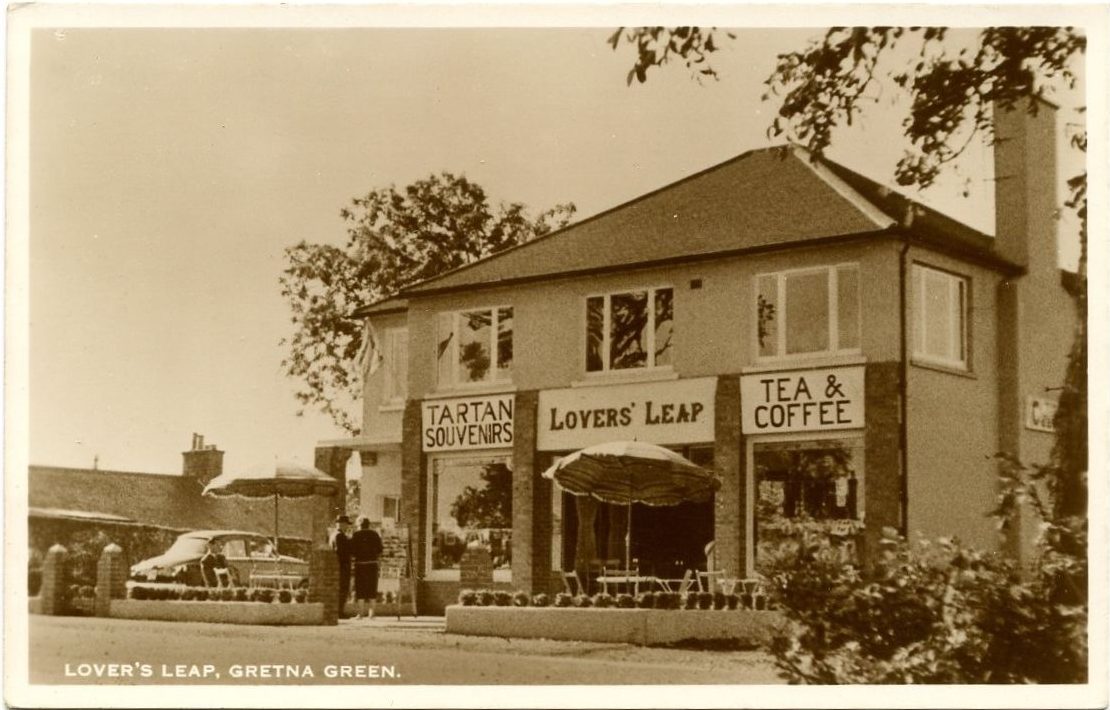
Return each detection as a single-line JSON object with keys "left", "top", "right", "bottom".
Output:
{"left": 351, "top": 295, "right": 408, "bottom": 320}
{"left": 28, "top": 466, "right": 324, "bottom": 539}
{"left": 399, "top": 145, "right": 1016, "bottom": 297}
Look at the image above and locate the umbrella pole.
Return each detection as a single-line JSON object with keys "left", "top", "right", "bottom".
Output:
{"left": 625, "top": 501, "right": 632, "bottom": 573}
{"left": 274, "top": 493, "right": 280, "bottom": 556}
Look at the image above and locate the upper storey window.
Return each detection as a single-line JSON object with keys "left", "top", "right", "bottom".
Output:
{"left": 912, "top": 265, "right": 968, "bottom": 370}
{"left": 437, "top": 307, "right": 513, "bottom": 387}
{"left": 382, "top": 328, "right": 408, "bottom": 404}
{"left": 756, "top": 264, "right": 860, "bottom": 360}
{"left": 586, "top": 287, "right": 674, "bottom": 373}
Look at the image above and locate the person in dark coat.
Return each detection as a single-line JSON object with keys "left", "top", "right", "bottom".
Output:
{"left": 350, "top": 517, "right": 384, "bottom": 619}
{"left": 333, "top": 515, "right": 353, "bottom": 618}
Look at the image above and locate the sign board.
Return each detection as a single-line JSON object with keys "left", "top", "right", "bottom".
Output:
{"left": 1025, "top": 396, "right": 1058, "bottom": 433}
{"left": 422, "top": 393, "right": 514, "bottom": 452}
{"left": 537, "top": 377, "right": 716, "bottom": 451}
{"left": 741, "top": 366, "right": 864, "bottom": 434}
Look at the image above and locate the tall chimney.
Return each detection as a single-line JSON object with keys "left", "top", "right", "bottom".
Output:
{"left": 183, "top": 433, "right": 224, "bottom": 486}
{"left": 993, "top": 98, "right": 1060, "bottom": 270}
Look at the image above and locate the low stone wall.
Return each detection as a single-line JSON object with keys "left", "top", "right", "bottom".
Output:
{"left": 445, "top": 606, "right": 784, "bottom": 646}
{"left": 110, "top": 600, "right": 324, "bottom": 626}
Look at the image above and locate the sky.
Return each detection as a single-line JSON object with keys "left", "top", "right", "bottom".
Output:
{"left": 24, "top": 23, "right": 1086, "bottom": 476}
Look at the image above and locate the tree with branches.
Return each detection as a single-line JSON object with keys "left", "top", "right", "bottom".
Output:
{"left": 280, "top": 173, "right": 574, "bottom": 432}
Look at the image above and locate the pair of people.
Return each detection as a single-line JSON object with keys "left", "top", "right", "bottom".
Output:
{"left": 200, "top": 541, "right": 233, "bottom": 588}
{"left": 334, "top": 514, "right": 383, "bottom": 619}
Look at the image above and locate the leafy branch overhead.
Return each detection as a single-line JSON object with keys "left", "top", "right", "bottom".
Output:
{"left": 280, "top": 173, "right": 575, "bottom": 432}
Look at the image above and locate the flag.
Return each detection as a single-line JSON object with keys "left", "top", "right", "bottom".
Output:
{"left": 357, "top": 320, "right": 383, "bottom": 376}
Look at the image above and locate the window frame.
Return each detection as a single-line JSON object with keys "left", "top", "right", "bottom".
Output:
{"left": 381, "top": 327, "right": 409, "bottom": 405}
{"left": 436, "top": 305, "right": 514, "bottom": 389}
{"left": 753, "top": 263, "right": 861, "bottom": 362}
{"left": 911, "top": 263, "right": 970, "bottom": 371}
{"left": 583, "top": 285, "right": 675, "bottom": 375}
{"left": 379, "top": 495, "right": 401, "bottom": 523}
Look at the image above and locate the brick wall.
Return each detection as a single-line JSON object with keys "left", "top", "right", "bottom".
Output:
{"left": 864, "top": 361, "right": 903, "bottom": 562}
{"left": 510, "top": 390, "right": 552, "bottom": 594}
{"left": 400, "top": 400, "right": 428, "bottom": 610}
{"left": 714, "top": 375, "right": 745, "bottom": 578}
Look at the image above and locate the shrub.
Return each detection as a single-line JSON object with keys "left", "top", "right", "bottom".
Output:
{"left": 235, "top": 588, "right": 249, "bottom": 602}
{"left": 385, "top": 591, "right": 395, "bottom": 604}
{"left": 493, "top": 591, "right": 512, "bottom": 607}
{"left": 476, "top": 590, "right": 494, "bottom": 607}
{"left": 712, "top": 591, "right": 727, "bottom": 610}
{"left": 661, "top": 592, "right": 682, "bottom": 610}
{"left": 682, "top": 592, "right": 698, "bottom": 610}
{"left": 220, "top": 588, "right": 235, "bottom": 602}
{"left": 572, "top": 594, "right": 592, "bottom": 608}
{"left": 696, "top": 592, "right": 713, "bottom": 610}
{"left": 293, "top": 588, "right": 307, "bottom": 604}
{"left": 726, "top": 593, "right": 740, "bottom": 610}
{"left": 278, "top": 589, "right": 292, "bottom": 604}
{"left": 553, "top": 592, "right": 574, "bottom": 608}
{"left": 634, "top": 592, "right": 654, "bottom": 609}
{"left": 128, "top": 585, "right": 146, "bottom": 600}
{"left": 616, "top": 593, "right": 635, "bottom": 609}
{"left": 531, "top": 593, "right": 550, "bottom": 608}
{"left": 592, "top": 592, "right": 614, "bottom": 608}
{"left": 458, "top": 590, "right": 478, "bottom": 606}
{"left": 511, "top": 591, "right": 530, "bottom": 607}
{"left": 256, "top": 588, "right": 275, "bottom": 604}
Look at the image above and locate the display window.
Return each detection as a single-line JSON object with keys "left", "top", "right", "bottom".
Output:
{"left": 748, "top": 435, "right": 865, "bottom": 575}
{"left": 427, "top": 453, "right": 513, "bottom": 580}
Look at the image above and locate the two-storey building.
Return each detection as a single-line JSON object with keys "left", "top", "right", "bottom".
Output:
{"left": 331, "top": 101, "right": 1076, "bottom": 614}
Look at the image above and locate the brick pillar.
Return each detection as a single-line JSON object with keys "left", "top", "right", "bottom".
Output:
{"left": 460, "top": 547, "right": 494, "bottom": 589}
{"left": 511, "top": 390, "right": 549, "bottom": 594}
{"left": 95, "top": 543, "right": 127, "bottom": 617}
{"left": 864, "top": 362, "right": 904, "bottom": 567}
{"left": 714, "top": 375, "right": 745, "bottom": 577}
{"left": 400, "top": 400, "right": 428, "bottom": 608}
{"left": 39, "top": 544, "right": 69, "bottom": 616}
{"left": 308, "top": 547, "right": 339, "bottom": 625}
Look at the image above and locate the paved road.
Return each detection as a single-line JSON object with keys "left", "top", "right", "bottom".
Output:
{"left": 29, "top": 615, "right": 782, "bottom": 686}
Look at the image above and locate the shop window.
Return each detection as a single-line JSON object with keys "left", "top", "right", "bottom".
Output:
{"left": 912, "top": 265, "right": 968, "bottom": 370}
{"left": 756, "top": 264, "right": 860, "bottom": 359}
{"left": 436, "top": 307, "right": 513, "bottom": 387}
{"left": 382, "top": 328, "right": 408, "bottom": 404}
{"left": 430, "top": 456, "right": 512, "bottom": 573}
{"left": 586, "top": 287, "right": 673, "bottom": 373}
{"left": 752, "top": 438, "right": 864, "bottom": 572}
{"left": 380, "top": 495, "right": 401, "bottom": 523}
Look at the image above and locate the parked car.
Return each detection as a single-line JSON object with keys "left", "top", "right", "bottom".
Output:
{"left": 129, "top": 530, "right": 308, "bottom": 587}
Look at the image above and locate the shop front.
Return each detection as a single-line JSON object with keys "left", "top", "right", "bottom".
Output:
{"left": 537, "top": 377, "right": 717, "bottom": 590}
{"left": 740, "top": 365, "right": 867, "bottom": 576}
{"left": 421, "top": 393, "right": 515, "bottom": 584}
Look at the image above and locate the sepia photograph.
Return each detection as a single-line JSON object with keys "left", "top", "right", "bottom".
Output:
{"left": 4, "top": 4, "right": 1107, "bottom": 708}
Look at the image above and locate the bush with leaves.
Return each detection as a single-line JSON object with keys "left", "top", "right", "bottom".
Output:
{"left": 531, "top": 593, "right": 550, "bottom": 608}
{"left": 592, "top": 593, "right": 614, "bottom": 609}
{"left": 458, "top": 589, "right": 478, "bottom": 606}
{"left": 512, "top": 591, "right": 530, "bottom": 607}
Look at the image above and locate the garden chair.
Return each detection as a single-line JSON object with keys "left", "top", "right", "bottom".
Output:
{"left": 659, "top": 568, "right": 696, "bottom": 594}
{"left": 600, "top": 564, "right": 640, "bottom": 596}
{"left": 561, "top": 570, "right": 584, "bottom": 596}
{"left": 697, "top": 569, "right": 726, "bottom": 593}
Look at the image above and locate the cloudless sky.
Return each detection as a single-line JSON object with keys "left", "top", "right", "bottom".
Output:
{"left": 27, "top": 26, "right": 1083, "bottom": 476}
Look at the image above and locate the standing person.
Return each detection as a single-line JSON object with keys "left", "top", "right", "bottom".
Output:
{"left": 200, "top": 540, "right": 232, "bottom": 588}
{"left": 350, "top": 517, "right": 383, "bottom": 619}
{"left": 333, "top": 515, "right": 353, "bottom": 618}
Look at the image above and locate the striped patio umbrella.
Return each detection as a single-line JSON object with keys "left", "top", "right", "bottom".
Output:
{"left": 541, "top": 441, "right": 719, "bottom": 572}
{"left": 202, "top": 461, "right": 340, "bottom": 555}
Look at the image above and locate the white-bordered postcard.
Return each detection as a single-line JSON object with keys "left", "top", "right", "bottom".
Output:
{"left": 5, "top": 3, "right": 1108, "bottom": 708}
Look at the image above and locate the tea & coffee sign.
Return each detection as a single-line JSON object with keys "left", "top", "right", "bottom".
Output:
{"left": 422, "top": 394, "right": 514, "bottom": 452}
{"left": 537, "top": 377, "right": 716, "bottom": 451}
{"left": 740, "top": 366, "right": 864, "bottom": 433}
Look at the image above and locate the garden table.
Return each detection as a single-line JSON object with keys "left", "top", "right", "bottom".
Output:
{"left": 595, "top": 575, "right": 662, "bottom": 596}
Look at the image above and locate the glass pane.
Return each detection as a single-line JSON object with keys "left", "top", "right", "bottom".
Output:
{"left": 923, "top": 270, "right": 952, "bottom": 359}
{"left": 610, "top": 291, "right": 649, "bottom": 370}
{"left": 432, "top": 458, "right": 513, "bottom": 570}
{"left": 756, "top": 274, "right": 778, "bottom": 357}
{"left": 458, "top": 309, "right": 492, "bottom": 383}
{"left": 436, "top": 313, "right": 454, "bottom": 386}
{"left": 955, "top": 279, "right": 967, "bottom": 362}
{"left": 785, "top": 271, "right": 829, "bottom": 354}
{"left": 653, "top": 288, "right": 674, "bottom": 367}
{"left": 496, "top": 307, "right": 513, "bottom": 381}
{"left": 837, "top": 266, "right": 860, "bottom": 350}
{"left": 586, "top": 296, "right": 604, "bottom": 372}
